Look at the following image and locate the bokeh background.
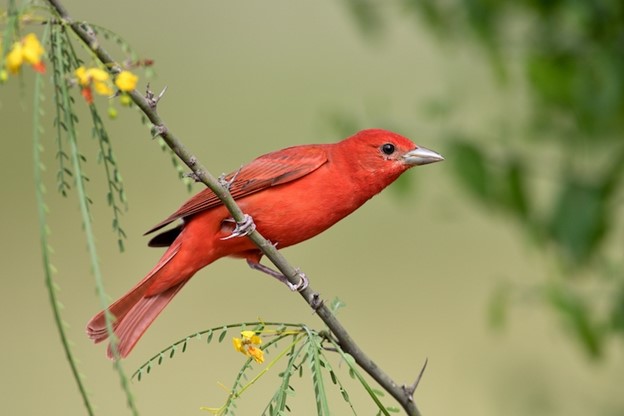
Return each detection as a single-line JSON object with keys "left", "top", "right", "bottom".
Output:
{"left": 2, "top": 1, "right": 624, "bottom": 415}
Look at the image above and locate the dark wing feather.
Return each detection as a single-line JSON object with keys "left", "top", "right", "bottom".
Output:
{"left": 144, "top": 144, "right": 328, "bottom": 235}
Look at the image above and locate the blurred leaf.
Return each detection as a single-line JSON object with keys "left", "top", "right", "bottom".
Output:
{"left": 547, "top": 285, "right": 603, "bottom": 358}
{"left": 548, "top": 175, "right": 607, "bottom": 266}
{"left": 448, "top": 138, "right": 491, "bottom": 203}
{"left": 403, "top": 0, "right": 448, "bottom": 36}
{"left": 341, "top": 0, "right": 386, "bottom": 40}
{"left": 527, "top": 50, "right": 576, "bottom": 110}
{"left": 329, "top": 297, "right": 347, "bottom": 315}
{"left": 611, "top": 285, "right": 624, "bottom": 334}
{"left": 497, "top": 157, "right": 530, "bottom": 220}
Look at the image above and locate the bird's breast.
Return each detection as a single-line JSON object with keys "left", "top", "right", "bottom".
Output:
{"left": 237, "top": 170, "right": 370, "bottom": 249}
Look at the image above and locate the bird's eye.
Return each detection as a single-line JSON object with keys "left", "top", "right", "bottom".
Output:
{"left": 381, "top": 143, "right": 395, "bottom": 155}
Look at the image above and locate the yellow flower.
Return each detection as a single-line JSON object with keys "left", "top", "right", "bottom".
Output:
{"left": 247, "top": 345, "right": 264, "bottom": 364}
{"left": 6, "top": 33, "right": 46, "bottom": 74}
{"left": 241, "top": 330, "right": 262, "bottom": 345}
{"left": 22, "top": 33, "right": 44, "bottom": 65}
{"left": 232, "top": 330, "right": 264, "bottom": 363}
{"left": 75, "top": 66, "right": 113, "bottom": 103}
{"left": 115, "top": 70, "right": 138, "bottom": 92}
{"left": 6, "top": 43, "right": 24, "bottom": 73}
{"left": 232, "top": 337, "right": 244, "bottom": 353}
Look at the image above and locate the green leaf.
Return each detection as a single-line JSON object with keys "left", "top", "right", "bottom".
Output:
{"left": 497, "top": 157, "right": 530, "bottom": 219}
{"left": 307, "top": 336, "right": 330, "bottom": 416}
{"left": 449, "top": 138, "right": 491, "bottom": 203}
{"left": 218, "top": 327, "right": 228, "bottom": 343}
{"left": 329, "top": 297, "right": 347, "bottom": 315}
{"left": 340, "top": 387, "right": 350, "bottom": 403}
{"left": 336, "top": 349, "right": 390, "bottom": 415}
{"left": 548, "top": 175, "right": 607, "bottom": 266}
{"left": 611, "top": 285, "right": 624, "bottom": 333}
{"left": 342, "top": 0, "right": 385, "bottom": 40}
{"left": 527, "top": 50, "right": 576, "bottom": 109}
{"left": 547, "top": 285, "right": 603, "bottom": 358}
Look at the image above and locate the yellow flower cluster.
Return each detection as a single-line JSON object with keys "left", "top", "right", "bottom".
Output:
{"left": 75, "top": 66, "right": 113, "bottom": 103}
{"left": 75, "top": 66, "right": 138, "bottom": 104}
{"left": 4, "top": 33, "right": 46, "bottom": 75}
{"left": 232, "top": 330, "right": 264, "bottom": 363}
{"left": 1, "top": 32, "right": 139, "bottom": 105}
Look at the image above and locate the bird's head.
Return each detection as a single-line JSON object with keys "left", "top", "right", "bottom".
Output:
{"left": 339, "top": 128, "right": 444, "bottom": 178}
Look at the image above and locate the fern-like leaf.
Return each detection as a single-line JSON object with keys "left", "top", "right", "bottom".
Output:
{"left": 88, "top": 104, "right": 128, "bottom": 251}
{"left": 327, "top": 338, "right": 391, "bottom": 416}
{"left": 306, "top": 329, "right": 330, "bottom": 416}
{"left": 49, "top": 23, "right": 138, "bottom": 414}
{"left": 35, "top": 24, "right": 95, "bottom": 416}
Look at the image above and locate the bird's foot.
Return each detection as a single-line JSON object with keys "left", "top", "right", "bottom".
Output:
{"left": 290, "top": 269, "right": 309, "bottom": 292}
{"left": 221, "top": 214, "right": 256, "bottom": 240}
{"left": 247, "top": 260, "right": 308, "bottom": 292}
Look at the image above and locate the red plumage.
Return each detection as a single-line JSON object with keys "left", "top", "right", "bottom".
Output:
{"left": 86, "top": 129, "right": 443, "bottom": 358}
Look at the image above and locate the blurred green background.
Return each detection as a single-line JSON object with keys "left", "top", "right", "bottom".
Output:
{"left": 2, "top": 0, "right": 624, "bottom": 415}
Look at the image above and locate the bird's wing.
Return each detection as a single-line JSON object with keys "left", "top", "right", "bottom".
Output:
{"left": 144, "top": 144, "right": 328, "bottom": 235}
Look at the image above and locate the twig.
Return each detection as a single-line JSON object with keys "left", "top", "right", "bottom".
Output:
{"left": 44, "top": 1, "right": 424, "bottom": 413}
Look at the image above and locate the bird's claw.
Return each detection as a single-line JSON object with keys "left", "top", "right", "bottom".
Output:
{"left": 221, "top": 214, "right": 256, "bottom": 240}
{"left": 287, "top": 269, "right": 308, "bottom": 292}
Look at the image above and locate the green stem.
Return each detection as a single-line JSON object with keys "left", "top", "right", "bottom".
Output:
{"left": 50, "top": 23, "right": 138, "bottom": 415}
{"left": 34, "top": 27, "right": 95, "bottom": 416}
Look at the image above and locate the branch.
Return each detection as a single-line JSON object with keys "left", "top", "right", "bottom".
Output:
{"left": 45, "top": 1, "right": 424, "bottom": 413}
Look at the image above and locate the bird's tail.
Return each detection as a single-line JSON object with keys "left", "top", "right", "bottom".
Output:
{"left": 86, "top": 240, "right": 189, "bottom": 358}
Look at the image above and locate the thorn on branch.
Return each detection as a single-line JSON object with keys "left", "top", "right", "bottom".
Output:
{"left": 145, "top": 83, "right": 168, "bottom": 109}
{"left": 402, "top": 358, "right": 428, "bottom": 401}
{"left": 217, "top": 173, "right": 229, "bottom": 189}
{"left": 218, "top": 165, "right": 243, "bottom": 191}
{"left": 309, "top": 292, "right": 323, "bottom": 311}
{"left": 184, "top": 171, "right": 202, "bottom": 182}
{"left": 264, "top": 239, "right": 279, "bottom": 250}
{"left": 76, "top": 22, "right": 94, "bottom": 37}
{"left": 157, "top": 86, "right": 168, "bottom": 102}
{"left": 151, "top": 124, "right": 167, "bottom": 139}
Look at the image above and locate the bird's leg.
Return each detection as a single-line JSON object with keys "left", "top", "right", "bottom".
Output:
{"left": 246, "top": 259, "right": 309, "bottom": 292}
{"left": 221, "top": 214, "right": 256, "bottom": 240}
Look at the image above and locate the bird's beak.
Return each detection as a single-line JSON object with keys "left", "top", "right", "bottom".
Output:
{"left": 402, "top": 146, "right": 444, "bottom": 166}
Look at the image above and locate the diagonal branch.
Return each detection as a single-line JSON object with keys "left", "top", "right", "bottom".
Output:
{"left": 44, "top": 1, "right": 424, "bottom": 414}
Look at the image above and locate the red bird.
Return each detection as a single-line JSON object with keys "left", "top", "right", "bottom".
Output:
{"left": 87, "top": 129, "right": 443, "bottom": 358}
